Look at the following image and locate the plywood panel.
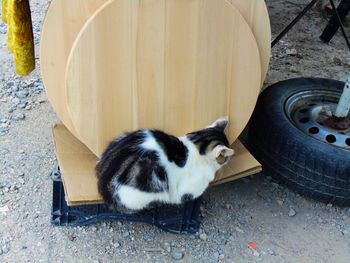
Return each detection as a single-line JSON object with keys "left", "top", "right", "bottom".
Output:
{"left": 66, "top": 0, "right": 261, "bottom": 156}
{"left": 228, "top": 0, "right": 271, "bottom": 86}
{"left": 40, "top": 0, "right": 108, "bottom": 137}
{"left": 52, "top": 124, "right": 260, "bottom": 205}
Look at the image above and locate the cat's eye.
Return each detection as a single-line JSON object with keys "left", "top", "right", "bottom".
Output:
{"left": 216, "top": 154, "right": 227, "bottom": 165}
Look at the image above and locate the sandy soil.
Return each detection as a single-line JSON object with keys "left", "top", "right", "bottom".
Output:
{"left": 1, "top": 1, "right": 350, "bottom": 262}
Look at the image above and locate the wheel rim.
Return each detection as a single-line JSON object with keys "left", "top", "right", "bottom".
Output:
{"left": 285, "top": 89, "right": 350, "bottom": 150}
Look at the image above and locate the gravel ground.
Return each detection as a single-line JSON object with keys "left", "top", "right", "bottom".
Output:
{"left": 1, "top": 1, "right": 350, "bottom": 262}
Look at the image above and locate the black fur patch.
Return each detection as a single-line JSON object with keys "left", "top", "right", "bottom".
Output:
{"left": 151, "top": 130, "right": 188, "bottom": 167}
{"left": 135, "top": 151, "right": 168, "bottom": 192}
{"left": 96, "top": 131, "right": 146, "bottom": 205}
{"left": 187, "top": 127, "right": 229, "bottom": 155}
{"left": 181, "top": 194, "right": 194, "bottom": 203}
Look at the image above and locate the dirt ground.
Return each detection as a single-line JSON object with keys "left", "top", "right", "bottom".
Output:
{"left": 1, "top": 1, "right": 350, "bottom": 262}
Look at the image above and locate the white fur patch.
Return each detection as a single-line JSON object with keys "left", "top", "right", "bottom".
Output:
{"left": 113, "top": 131, "right": 222, "bottom": 210}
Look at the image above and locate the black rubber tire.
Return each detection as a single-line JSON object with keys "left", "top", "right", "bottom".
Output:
{"left": 247, "top": 78, "right": 350, "bottom": 206}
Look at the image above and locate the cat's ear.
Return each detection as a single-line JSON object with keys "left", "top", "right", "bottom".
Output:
{"left": 207, "top": 116, "right": 228, "bottom": 130}
{"left": 213, "top": 145, "right": 234, "bottom": 159}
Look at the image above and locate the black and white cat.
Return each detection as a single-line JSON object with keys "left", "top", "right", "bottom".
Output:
{"left": 96, "top": 117, "right": 234, "bottom": 213}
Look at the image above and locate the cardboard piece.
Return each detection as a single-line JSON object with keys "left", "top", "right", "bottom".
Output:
{"left": 53, "top": 124, "right": 261, "bottom": 206}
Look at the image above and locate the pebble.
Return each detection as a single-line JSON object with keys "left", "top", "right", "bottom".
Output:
{"left": 219, "top": 254, "right": 225, "bottom": 260}
{"left": 68, "top": 235, "right": 76, "bottom": 242}
{"left": 122, "top": 230, "right": 130, "bottom": 237}
{"left": 14, "top": 113, "right": 25, "bottom": 120}
{"left": 8, "top": 106, "right": 16, "bottom": 113}
{"left": 267, "top": 248, "right": 276, "bottom": 256}
{"left": 286, "top": 48, "right": 298, "bottom": 56}
{"left": 25, "top": 105, "right": 32, "bottom": 110}
{"left": 17, "top": 103, "right": 27, "bottom": 109}
{"left": 253, "top": 250, "right": 260, "bottom": 257}
{"left": 1, "top": 149, "right": 9, "bottom": 155}
{"left": 235, "top": 227, "right": 244, "bottom": 233}
{"left": 18, "top": 178, "right": 25, "bottom": 185}
{"left": 199, "top": 233, "right": 208, "bottom": 241}
{"left": 171, "top": 251, "right": 184, "bottom": 260}
{"left": 333, "top": 56, "right": 342, "bottom": 66}
{"left": 288, "top": 208, "right": 296, "bottom": 217}
{"left": 12, "top": 97, "right": 21, "bottom": 105}
{"left": 213, "top": 251, "right": 219, "bottom": 260}
{"left": 290, "top": 66, "right": 298, "bottom": 73}
{"left": 277, "top": 200, "right": 284, "bottom": 206}
{"left": 112, "top": 241, "right": 120, "bottom": 248}
{"left": 0, "top": 127, "right": 9, "bottom": 135}
{"left": 16, "top": 90, "right": 29, "bottom": 98}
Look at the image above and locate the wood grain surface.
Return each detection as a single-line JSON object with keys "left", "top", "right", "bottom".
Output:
{"left": 40, "top": 0, "right": 108, "bottom": 136}
{"left": 66, "top": 0, "right": 262, "bottom": 156}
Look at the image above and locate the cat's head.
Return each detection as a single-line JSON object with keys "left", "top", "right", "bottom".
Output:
{"left": 186, "top": 117, "right": 234, "bottom": 170}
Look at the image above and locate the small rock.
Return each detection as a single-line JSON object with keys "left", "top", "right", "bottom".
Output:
{"left": 327, "top": 203, "right": 333, "bottom": 207}
{"left": 253, "top": 250, "right": 260, "bottom": 257}
{"left": 91, "top": 226, "right": 97, "bottom": 231}
{"left": 267, "top": 249, "right": 276, "bottom": 256}
{"left": 25, "top": 105, "right": 32, "bottom": 110}
{"left": 18, "top": 172, "right": 25, "bottom": 176}
{"left": 16, "top": 90, "right": 29, "bottom": 98}
{"left": 8, "top": 106, "right": 16, "bottom": 113}
{"left": 122, "top": 230, "right": 130, "bottom": 237}
{"left": 213, "top": 251, "right": 219, "bottom": 260}
{"left": 172, "top": 251, "right": 184, "bottom": 260}
{"left": 219, "top": 254, "right": 225, "bottom": 260}
{"left": 288, "top": 208, "right": 296, "bottom": 217}
{"left": 1, "top": 149, "right": 9, "bottom": 155}
{"left": 14, "top": 113, "right": 25, "bottom": 120}
{"left": 12, "top": 97, "right": 20, "bottom": 105}
{"left": 199, "top": 233, "right": 208, "bottom": 241}
{"left": 286, "top": 48, "right": 298, "bottom": 56}
{"left": 68, "top": 235, "right": 76, "bottom": 242}
{"left": 235, "top": 227, "right": 244, "bottom": 233}
{"left": 225, "top": 203, "right": 232, "bottom": 209}
{"left": 0, "top": 118, "right": 8, "bottom": 123}
{"left": 0, "top": 127, "right": 9, "bottom": 136}
{"left": 164, "top": 242, "right": 171, "bottom": 253}
{"left": 290, "top": 66, "right": 298, "bottom": 73}
{"left": 112, "top": 241, "right": 120, "bottom": 248}
{"left": 17, "top": 103, "right": 27, "bottom": 109}
{"left": 277, "top": 200, "right": 284, "bottom": 206}
{"left": 18, "top": 178, "right": 25, "bottom": 185}
{"left": 333, "top": 56, "right": 342, "bottom": 66}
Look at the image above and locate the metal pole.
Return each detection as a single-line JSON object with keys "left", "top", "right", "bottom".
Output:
{"left": 328, "top": 0, "right": 350, "bottom": 51}
{"left": 335, "top": 74, "right": 350, "bottom": 118}
{"left": 271, "top": 0, "right": 320, "bottom": 47}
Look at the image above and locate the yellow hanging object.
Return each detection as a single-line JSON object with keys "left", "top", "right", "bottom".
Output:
{"left": 2, "top": 0, "right": 8, "bottom": 23}
{"left": 5, "top": 0, "right": 14, "bottom": 53}
{"left": 7, "top": 0, "right": 35, "bottom": 76}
